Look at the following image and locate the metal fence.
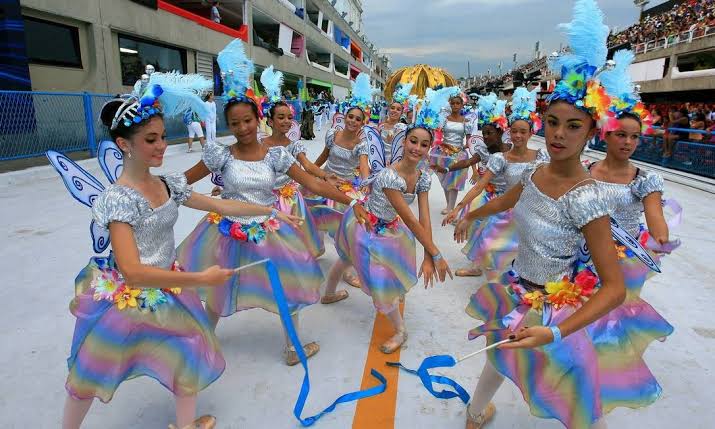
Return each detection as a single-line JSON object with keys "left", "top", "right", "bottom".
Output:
{"left": 588, "top": 128, "right": 715, "bottom": 179}
{"left": 0, "top": 91, "right": 305, "bottom": 161}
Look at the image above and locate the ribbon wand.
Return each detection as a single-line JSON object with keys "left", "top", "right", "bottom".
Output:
{"left": 233, "top": 258, "right": 271, "bottom": 273}
{"left": 457, "top": 339, "right": 513, "bottom": 363}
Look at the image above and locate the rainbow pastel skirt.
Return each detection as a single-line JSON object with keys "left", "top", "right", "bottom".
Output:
{"left": 461, "top": 209, "right": 518, "bottom": 280}
{"left": 429, "top": 146, "right": 470, "bottom": 191}
{"left": 274, "top": 182, "right": 325, "bottom": 258}
{"left": 176, "top": 215, "right": 323, "bottom": 317}
{"left": 466, "top": 268, "right": 672, "bottom": 429}
{"left": 304, "top": 196, "right": 346, "bottom": 239}
{"left": 66, "top": 256, "right": 225, "bottom": 403}
{"left": 335, "top": 210, "right": 416, "bottom": 314}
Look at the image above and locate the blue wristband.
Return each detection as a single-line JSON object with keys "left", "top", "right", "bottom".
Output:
{"left": 432, "top": 253, "right": 443, "bottom": 262}
{"left": 270, "top": 208, "right": 278, "bottom": 219}
{"left": 549, "top": 325, "right": 562, "bottom": 344}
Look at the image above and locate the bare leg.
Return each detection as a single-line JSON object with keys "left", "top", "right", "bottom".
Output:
{"left": 199, "top": 137, "right": 206, "bottom": 150}
{"left": 187, "top": 137, "right": 193, "bottom": 152}
{"left": 206, "top": 308, "right": 220, "bottom": 331}
{"left": 283, "top": 312, "right": 320, "bottom": 365}
{"left": 324, "top": 259, "right": 350, "bottom": 297}
{"left": 447, "top": 189, "right": 459, "bottom": 211}
{"left": 62, "top": 395, "right": 93, "bottom": 429}
{"left": 175, "top": 394, "right": 197, "bottom": 428}
{"left": 591, "top": 419, "right": 608, "bottom": 429}
{"left": 379, "top": 307, "right": 407, "bottom": 354}
{"left": 467, "top": 360, "right": 505, "bottom": 418}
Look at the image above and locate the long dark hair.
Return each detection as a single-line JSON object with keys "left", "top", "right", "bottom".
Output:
{"left": 100, "top": 99, "right": 163, "bottom": 141}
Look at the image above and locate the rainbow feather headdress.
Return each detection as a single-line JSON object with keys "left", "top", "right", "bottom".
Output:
{"left": 392, "top": 82, "right": 414, "bottom": 106}
{"left": 477, "top": 92, "right": 508, "bottom": 131}
{"left": 217, "top": 39, "right": 262, "bottom": 109}
{"left": 260, "top": 65, "right": 284, "bottom": 117}
{"left": 349, "top": 73, "right": 377, "bottom": 111}
{"left": 600, "top": 49, "right": 653, "bottom": 134}
{"left": 547, "top": 0, "right": 614, "bottom": 128}
{"left": 413, "top": 86, "right": 461, "bottom": 131}
{"left": 109, "top": 71, "right": 212, "bottom": 130}
{"left": 509, "top": 86, "right": 542, "bottom": 132}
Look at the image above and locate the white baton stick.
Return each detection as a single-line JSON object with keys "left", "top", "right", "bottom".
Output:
{"left": 233, "top": 258, "right": 271, "bottom": 273}
{"left": 457, "top": 339, "right": 513, "bottom": 363}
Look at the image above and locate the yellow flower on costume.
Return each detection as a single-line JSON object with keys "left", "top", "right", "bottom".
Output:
{"left": 522, "top": 290, "right": 545, "bottom": 313}
{"left": 545, "top": 277, "right": 583, "bottom": 309}
{"left": 114, "top": 287, "right": 141, "bottom": 310}
{"left": 279, "top": 183, "right": 298, "bottom": 199}
{"left": 615, "top": 245, "right": 627, "bottom": 259}
{"left": 338, "top": 183, "right": 354, "bottom": 193}
{"left": 166, "top": 287, "right": 182, "bottom": 295}
{"left": 207, "top": 212, "right": 222, "bottom": 224}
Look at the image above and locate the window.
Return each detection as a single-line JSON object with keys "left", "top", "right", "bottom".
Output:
{"left": 118, "top": 34, "right": 186, "bottom": 85}
{"left": 23, "top": 17, "right": 82, "bottom": 68}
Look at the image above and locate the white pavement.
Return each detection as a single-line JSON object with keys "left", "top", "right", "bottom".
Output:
{"left": 0, "top": 127, "right": 713, "bottom": 429}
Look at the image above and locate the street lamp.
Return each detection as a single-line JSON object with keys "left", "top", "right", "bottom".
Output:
{"left": 633, "top": 0, "right": 650, "bottom": 20}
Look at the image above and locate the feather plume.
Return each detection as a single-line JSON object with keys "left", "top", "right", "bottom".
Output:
{"left": 600, "top": 49, "right": 636, "bottom": 99}
{"left": 349, "top": 73, "right": 377, "bottom": 109}
{"left": 509, "top": 86, "right": 539, "bottom": 123}
{"left": 217, "top": 39, "right": 255, "bottom": 97}
{"left": 551, "top": 0, "right": 609, "bottom": 73}
{"left": 392, "top": 82, "right": 414, "bottom": 104}
{"left": 415, "top": 86, "right": 460, "bottom": 130}
{"left": 260, "top": 65, "right": 284, "bottom": 102}
{"left": 147, "top": 71, "right": 212, "bottom": 119}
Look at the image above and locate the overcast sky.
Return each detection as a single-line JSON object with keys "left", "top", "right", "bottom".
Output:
{"left": 361, "top": 0, "right": 670, "bottom": 78}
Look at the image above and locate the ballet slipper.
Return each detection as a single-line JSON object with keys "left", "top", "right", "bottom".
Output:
{"left": 320, "top": 290, "right": 349, "bottom": 304}
{"left": 284, "top": 342, "right": 320, "bottom": 366}
{"left": 342, "top": 271, "right": 361, "bottom": 288}
{"left": 456, "top": 267, "right": 483, "bottom": 277}
{"left": 168, "top": 415, "right": 216, "bottom": 429}
{"left": 465, "top": 403, "right": 495, "bottom": 429}
{"left": 379, "top": 329, "right": 407, "bottom": 354}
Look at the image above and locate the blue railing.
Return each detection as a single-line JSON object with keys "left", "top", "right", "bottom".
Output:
{"left": 0, "top": 91, "right": 238, "bottom": 161}
{"left": 588, "top": 128, "right": 715, "bottom": 179}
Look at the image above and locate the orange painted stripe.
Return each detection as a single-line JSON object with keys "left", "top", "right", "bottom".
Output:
{"left": 352, "top": 302, "right": 404, "bottom": 429}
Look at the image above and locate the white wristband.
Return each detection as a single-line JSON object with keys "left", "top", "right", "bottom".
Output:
{"left": 349, "top": 199, "right": 358, "bottom": 208}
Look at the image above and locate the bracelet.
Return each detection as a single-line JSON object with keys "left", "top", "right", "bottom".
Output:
{"left": 270, "top": 208, "right": 278, "bottom": 219}
{"left": 432, "top": 252, "right": 443, "bottom": 261}
{"left": 349, "top": 199, "right": 358, "bottom": 208}
{"left": 446, "top": 165, "right": 452, "bottom": 172}
{"left": 549, "top": 325, "right": 562, "bottom": 344}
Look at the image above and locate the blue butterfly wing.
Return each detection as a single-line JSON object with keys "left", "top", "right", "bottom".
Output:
{"left": 332, "top": 113, "right": 345, "bottom": 129}
{"left": 287, "top": 120, "right": 301, "bottom": 142}
{"left": 211, "top": 173, "right": 224, "bottom": 187}
{"left": 90, "top": 219, "right": 111, "bottom": 253}
{"left": 610, "top": 217, "right": 661, "bottom": 273}
{"left": 390, "top": 129, "right": 406, "bottom": 164}
{"left": 97, "top": 140, "right": 124, "bottom": 184}
{"left": 46, "top": 150, "right": 105, "bottom": 208}
{"left": 364, "top": 125, "right": 386, "bottom": 175}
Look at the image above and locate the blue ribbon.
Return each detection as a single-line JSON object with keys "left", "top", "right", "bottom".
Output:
{"left": 386, "top": 355, "right": 470, "bottom": 404}
{"left": 263, "top": 260, "right": 388, "bottom": 426}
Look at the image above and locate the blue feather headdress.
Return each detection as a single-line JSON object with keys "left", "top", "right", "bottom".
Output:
{"left": 600, "top": 49, "right": 653, "bottom": 133}
{"left": 392, "top": 82, "right": 414, "bottom": 106}
{"left": 412, "top": 86, "right": 460, "bottom": 131}
{"left": 348, "top": 73, "right": 377, "bottom": 111}
{"left": 509, "top": 86, "right": 542, "bottom": 132}
{"left": 109, "top": 71, "right": 212, "bottom": 130}
{"left": 260, "top": 65, "right": 284, "bottom": 116}
{"left": 477, "top": 92, "right": 508, "bottom": 131}
{"left": 547, "top": 0, "right": 613, "bottom": 128}
{"left": 217, "top": 39, "right": 256, "bottom": 102}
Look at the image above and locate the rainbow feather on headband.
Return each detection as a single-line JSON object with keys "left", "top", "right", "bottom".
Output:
{"left": 600, "top": 49, "right": 653, "bottom": 134}
{"left": 217, "top": 39, "right": 255, "bottom": 99}
{"left": 477, "top": 92, "right": 508, "bottom": 131}
{"left": 260, "top": 65, "right": 284, "bottom": 103}
{"left": 392, "top": 82, "right": 414, "bottom": 105}
{"left": 414, "top": 86, "right": 460, "bottom": 130}
{"left": 145, "top": 71, "right": 212, "bottom": 119}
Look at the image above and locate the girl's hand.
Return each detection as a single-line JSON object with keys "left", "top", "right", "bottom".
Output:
{"left": 434, "top": 257, "right": 453, "bottom": 282}
{"left": 276, "top": 211, "right": 304, "bottom": 229}
{"left": 200, "top": 265, "right": 234, "bottom": 286}
{"left": 211, "top": 186, "right": 222, "bottom": 197}
{"left": 442, "top": 207, "right": 461, "bottom": 226}
{"left": 499, "top": 326, "right": 554, "bottom": 350}
{"left": 454, "top": 219, "right": 471, "bottom": 243}
{"left": 651, "top": 232, "right": 669, "bottom": 245}
{"left": 324, "top": 173, "right": 341, "bottom": 187}
{"left": 418, "top": 258, "right": 436, "bottom": 288}
{"left": 352, "top": 204, "right": 371, "bottom": 231}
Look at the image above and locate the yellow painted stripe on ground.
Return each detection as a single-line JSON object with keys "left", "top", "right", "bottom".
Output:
{"left": 352, "top": 302, "right": 405, "bottom": 429}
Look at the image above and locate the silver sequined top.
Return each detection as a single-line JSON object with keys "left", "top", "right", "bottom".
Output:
{"left": 272, "top": 140, "right": 308, "bottom": 189}
{"left": 442, "top": 120, "right": 473, "bottom": 149}
{"left": 591, "top": 167, "right": 664, "bottom": 237}
{"left": 92, "top": 173, "right": 192, "bottom": 269}
{"left": 513, "top": 162, "right": 609, "bottom": 285}
{"left": 203, "top": 140, "right": 296, "bottom": 224}
{"left": 366, "top": 168, "right": 432, "bottom": 221}
{"left": 324, "top": 128, "right": 369, "bottom": 180}
{"left": 486, "top": 148, "right": 550, "bottom": 194}
{"left": 379, "top": 122, "right": 408, "bottom": 162}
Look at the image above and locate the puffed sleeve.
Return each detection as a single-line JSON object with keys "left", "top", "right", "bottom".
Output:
{"left": 536, "top": 147, "right": 550, "bottom": 162}
{"left": 354, "top": 136, "right": 370, "bottom": 157}
{"left": 92, "top": 186, "right": 145, "bottom": 230}
{"left": 289, "top": 141, "right": 308, "bottom": 158}
{"left": 162, "top": 172, "right": 193, "bottom": 206}
{"left": 464, "top": 120, "right": 474, "bottom": 135}
{"left": 415, "top": 169, "right": 433, "bottom": 194}
{"left": 520, "top": 161, "right": 546, "bottom": 186}
{"left": 563, "top": 183, "right": 610, "bottom": 229}
{"left": 266, "top": 146, "right": 298, "bottom": 174}
{"left": 202, "top": 140, "right": 232, "bottom": 173}
{"left": 486, "top": 153, "right": 507, "bottom": 175}
{"left": 631, "top": 170, "right": 664, "bottom": 200}
{"left": 374, "top": 168, "right": 406, "bottom": 193}
{"left": 325, "top": 128, "right": 337, "bottom": 149}
{"left": 472, "top": 140, "right": 490, "bottom": 161}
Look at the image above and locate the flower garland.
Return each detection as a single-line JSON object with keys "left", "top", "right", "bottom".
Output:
{"left": 207, "top": 212, "right": 280, "bottom": 244}
{"left": 519, "top": 269, "right": 598, "bottom": 313}
{"left": 367, "top": 213, "right": 401, "bottom": 236}
{"left": 91, "top": 262, "right": 183, "bottom": 311}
